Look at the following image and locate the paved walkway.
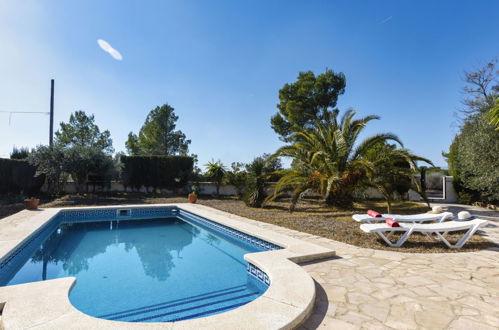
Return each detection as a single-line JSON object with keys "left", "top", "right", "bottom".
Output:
{"left": 241, "top": 204, "right": 499, "bottom": 329}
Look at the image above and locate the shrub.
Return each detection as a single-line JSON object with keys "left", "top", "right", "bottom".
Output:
{"left": 243, "top": 157, "right": 269, "bottom": 208}
{"left": 448, "top": 117, "right": 499, "bottom": 203}
{"left": 225, "top": 162, "right": 247, "bottom": 197}
{"left": 204, "top": 160, "right": 227, "bottom": 197}
{"left": 10, "top": 146, "right": 31, "bottom": 160}
{"left": 121, "top": 155, "right": 193, "bottom": 191}
{"left": 444, "top": 59, "right": 499, "bottom": 204}
{"left": 28, "top": 145, "right": 67, "bottom": 195}
{"left": 0, "top": 158, "right": 45, "bottom": 195}
{"left": 63, "top": 146, "right": 116, "bottom": 193}
{"left": 458, "top": 191, "right": 473, "bottom": 205}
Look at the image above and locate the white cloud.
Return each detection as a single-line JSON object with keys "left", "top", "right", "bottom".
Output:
{"left": 97, "top": 39, "right": 123, "bottom": 61}
{"left": 379, "top": 16, "right": 393, "bottom": 24}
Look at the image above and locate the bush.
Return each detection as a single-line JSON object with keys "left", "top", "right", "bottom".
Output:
{"left": 121, "top": 155, "right": 193, "bottom": 191}
{"left": 243, "top": 157, "right": 268, "bottom": 208}
{"left": 10, "top": 146, "right": 31, "bottom": 160}
{"left": 225, "top": 162, "right": 247, "bottom": 197}
{"left": 447, "top": 118, "right": 499, "bottom": 203}
{"left": 28, "top": 145, "right": 67, "bottom": 195}
{"left": 0, "top": 158, "right": 45, "bottom": 195}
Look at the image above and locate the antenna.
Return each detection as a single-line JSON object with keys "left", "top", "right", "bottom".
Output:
{"left": 50, "top": 79, "right": 54, "bottom": 147}
{"left": 0, "top": 111, "right": 50, "bottom": 124}
{"left": 0, "top": 79, "right": 55, "bottom": 146}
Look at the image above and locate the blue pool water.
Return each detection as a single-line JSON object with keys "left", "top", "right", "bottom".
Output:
{"left": 0, "top": 213, "right": 271, "bottom": 322}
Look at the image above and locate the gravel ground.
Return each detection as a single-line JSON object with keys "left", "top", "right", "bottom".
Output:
{"left": 2, "top": 192, "right": 495, "bottom": 253}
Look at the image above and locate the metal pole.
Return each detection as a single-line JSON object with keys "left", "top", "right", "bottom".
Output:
{"left": 49, "top": 79, "right": 54, "bottom": 146}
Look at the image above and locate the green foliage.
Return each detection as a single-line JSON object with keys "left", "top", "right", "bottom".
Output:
{"left": 0, "top": 158, "right": 45, "bottom": 195}
{"left": 63, "top": 147, "right": 116, "bottom": 192}
{"left": 126, "top": 104, "right": 191, "bottom": 156}
{"left": 425, "top": 166, "right": 449, "bottom": 176}
{"left": 457, "top": 191, "right": 474, "bottom": 205}
{"left": 443, "top": 138, "right": 464, "bottom": 197}
{"left": 485, "top": 97, "right": 499, "bottom": 129}
{"left": 243, "top": 158, "right": 267, "bottom": 207}
{"left": 205, "top": 160, "right": 227, "bottom": 197}
{"left": 28, "top": 145, "right": 116, "bottom": 194}
{"left": 451, "top": 117, "right": 499, "bottom": 203}
{"left": 242, "top": 155, "right": 278, "bottom": 208}
{"left": 224, "top": 155, "right": 282, "bottom": 202}
{"left": 260, "top": 153, "right": 283, "bottom": 182}
{"left": 28, "top": 111, "right": 115, "bottom": 194}
{"left": 268, "top": 109, "right": 407, "bottom": 210}
{"left": 10, "top": 146, "right": 31, "bottom": 160}
{"left": 55, "top": 110, "right": 113, "bottom": 153}
{"left": 121, "top": 155, "right": 193, "bottom": 191}
{"left": 445, "top": 59, "right": 499, "bottom": 204}
{"left": 225, "top": 162, "right": 247, "bottom": 196}
{"left": 28, "top": 145, "right": 67, "bottom": 194}
{"left": 189, "top": 183, "right": 199, "bottom": 195}
{"left": 364, "top": 143, "right": 432, "bottom": 213}
{"left": 270, "top": 69, "right": 346, "bottom": 141}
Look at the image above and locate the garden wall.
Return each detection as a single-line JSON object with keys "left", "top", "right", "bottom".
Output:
{"left": 42, "top": 182, "right": 238, "bottom": 195}
{"left": 41, "top": 177, "right": 459, "bottom": 203}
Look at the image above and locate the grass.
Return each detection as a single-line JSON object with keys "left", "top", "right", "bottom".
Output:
{"left": 1, "top": 192, "right": 496, "bottom": 253}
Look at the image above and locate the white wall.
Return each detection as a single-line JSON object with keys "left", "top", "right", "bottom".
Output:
{"left": 42, "top": 177, "right": 459, "bottom": 202}
{"left": 197, "top": 182, "right": 238, "bottom": 196}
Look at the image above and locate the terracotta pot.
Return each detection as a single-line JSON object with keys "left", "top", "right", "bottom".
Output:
{"left": 187, "top": 194, "right": 197, "bottom": 203}
{"left": 24, "top": 198, "right": 40, "bottom": 210}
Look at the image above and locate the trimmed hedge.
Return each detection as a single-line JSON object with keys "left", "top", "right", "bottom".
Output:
{"left": 0, "top": 158, "right": 45, "bottom": 195}
{"left": 121, "top": 155, "right": 193, "bottom": 191}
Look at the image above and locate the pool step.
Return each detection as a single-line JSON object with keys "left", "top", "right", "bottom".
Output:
{"left": 99, "top": 285, "right": 260, "bottom": 323}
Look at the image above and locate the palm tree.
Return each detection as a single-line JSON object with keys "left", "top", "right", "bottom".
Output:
{"left": 267, "top": 109, "right": 408, "bottom": 210}
{"left": 363, "top": 143, "right": 433, "bottom": 213}
{"left": 486, "top": 97, "right": 499, "bottom": 130}
{"left": 205, "top": 160, "right": 227, "bottom": 197}
{"left": 243, "top": 157, "right": 271, "bottom": 208}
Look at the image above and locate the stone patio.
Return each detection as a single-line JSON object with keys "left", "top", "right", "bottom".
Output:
{"left": 1, "top": 203, "right": 497, "bottom": 329}
{"left": 239, "top": 204, "right": 499, "bottom": 329}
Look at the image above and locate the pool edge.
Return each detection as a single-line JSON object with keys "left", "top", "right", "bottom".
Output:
{"left": 0, "top": 204, "right": 335, "bottom": 330}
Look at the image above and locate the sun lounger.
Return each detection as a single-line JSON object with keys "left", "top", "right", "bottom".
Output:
{"left": 352, "top": 212, "right": 453, "bottom": 224}
{"left": 360, "top": 219, "right": 488, "bottom": 248}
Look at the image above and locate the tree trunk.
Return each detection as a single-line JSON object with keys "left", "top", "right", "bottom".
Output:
{"left": 324, "top": 191, "right": 354, "bottom": 208}
{"left": 386, "top": 199, "right": 392, "bottom": 214}
{"left": 381, "top": 190, "right": 393, "bottom": 214}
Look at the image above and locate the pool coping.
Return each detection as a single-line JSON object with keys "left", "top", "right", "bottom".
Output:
{"left": 0, "top": 204, "right": 336, "bottom": 330}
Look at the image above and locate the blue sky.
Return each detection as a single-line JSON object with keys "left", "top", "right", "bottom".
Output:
{"left": 1, "top": 1, "right": 498, "bottom": 169}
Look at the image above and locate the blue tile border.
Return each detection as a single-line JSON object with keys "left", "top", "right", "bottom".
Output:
{"left": 177, "top": 209, "right": 282, "bottom": 252}
{"left": 247, "top": 263, "right": 271, "bottom": 286}
{"left": 58, "top": 207, "right": 177, "bottom": 223}
{"left": 0, "top": 215, "right": 60, "bottom": 269}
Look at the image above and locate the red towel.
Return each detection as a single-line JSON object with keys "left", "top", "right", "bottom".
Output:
{"left": 385, "top": 218, "right": 400, "bottom": 227}
{"left": 367, "top": 210, "right": 382, "bottom": 218}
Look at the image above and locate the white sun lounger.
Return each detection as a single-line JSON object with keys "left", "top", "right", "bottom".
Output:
{"left": 360, "top": 219, "right": 488, "bottom": 248}
{"left": 352, "top": 212, "right": 453, "bottom": 224}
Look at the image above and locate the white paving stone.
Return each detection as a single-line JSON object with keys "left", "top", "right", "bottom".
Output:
{"left": 244, "top": 204, "right": 499, "bottom": 329}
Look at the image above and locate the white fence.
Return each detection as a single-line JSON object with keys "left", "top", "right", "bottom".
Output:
{"left": 43, "top": 177, "right": 459, "bottom": 203}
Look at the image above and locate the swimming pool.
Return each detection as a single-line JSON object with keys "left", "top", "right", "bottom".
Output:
{"left": 0, "top": 207, "right": 281, "bottom": 322}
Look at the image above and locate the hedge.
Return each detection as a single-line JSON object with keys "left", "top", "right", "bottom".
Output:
{"left": 0, "top": 158, "right": 45, "bottom": 195}
{"left": 121, "top": 155, "right": 193, "bottom": 191}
